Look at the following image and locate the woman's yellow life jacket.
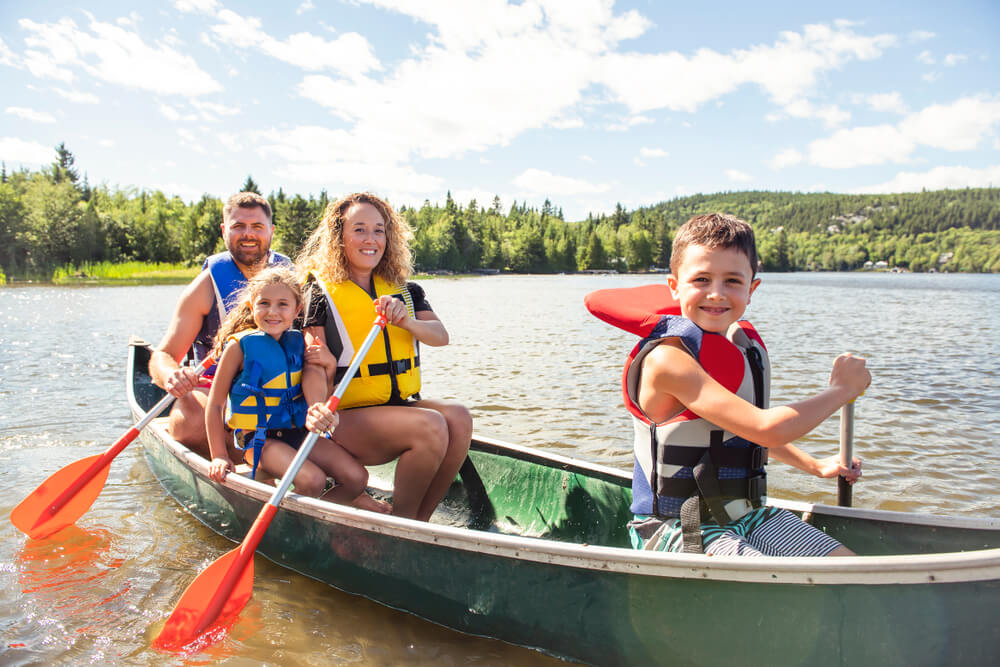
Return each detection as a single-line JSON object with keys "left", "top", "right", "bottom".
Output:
{"left": 309, "top": 272, "right": 421, "bottom": 408}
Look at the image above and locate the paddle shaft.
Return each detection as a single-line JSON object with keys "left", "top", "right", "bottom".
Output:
{"left": 44, "top": 353, "right": 216, "bottom": 519}
{"left": 837, "top": 402, "right": 854, "bottom": 507}
{"left": 188, "top": 315, "right": 387, "bottom": 639}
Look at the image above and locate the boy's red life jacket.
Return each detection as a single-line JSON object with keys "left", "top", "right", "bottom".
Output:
{"left": 585, "top": 285, "right": 771, "bottom": 541}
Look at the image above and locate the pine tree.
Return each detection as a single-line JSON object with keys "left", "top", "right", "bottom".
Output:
{"left": 52, "top": 142, "right": 79, "bottom": 184}
{"left": 241, "top": 175, "right": 261, "bottom": 194}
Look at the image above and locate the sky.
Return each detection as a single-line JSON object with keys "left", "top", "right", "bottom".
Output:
{"left": 1, "top": 0, "right": 998, "bottom": 221}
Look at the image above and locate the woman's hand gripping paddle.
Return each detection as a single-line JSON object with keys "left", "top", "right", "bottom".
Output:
{"left": 154, "top": 314, "right": 388, "bottom": 651}
{"left": 11, "top": 353, "right": 217, "bottom": 540}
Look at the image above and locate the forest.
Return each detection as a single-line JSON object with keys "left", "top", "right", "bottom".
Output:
{"left": 1, "top": 144, "right": 999, "bottom": 282}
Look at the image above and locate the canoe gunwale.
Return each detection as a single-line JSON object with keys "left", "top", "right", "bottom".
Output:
{"left": 128, "top": 338, "right": 1000, "bottom": 587}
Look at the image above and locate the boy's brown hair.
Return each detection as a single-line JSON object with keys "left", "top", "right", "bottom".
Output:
{"left": 223, "top": 191, "right": 273, "bottom": 224}
{"left": 670, "top": 213, "right": 759, "bottom": 277}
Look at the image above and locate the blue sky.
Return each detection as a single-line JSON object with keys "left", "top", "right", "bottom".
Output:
{"left": 1, "top": 0, "right": 998, "bottom": 220}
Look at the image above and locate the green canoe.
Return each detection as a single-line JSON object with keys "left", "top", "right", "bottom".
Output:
{"left": 128, "top": 338, "right": 1000, "bottom": 666}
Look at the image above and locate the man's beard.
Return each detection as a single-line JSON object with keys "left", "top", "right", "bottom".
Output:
{"left": 229, "top": 239, "right": 268, "bottom": 267}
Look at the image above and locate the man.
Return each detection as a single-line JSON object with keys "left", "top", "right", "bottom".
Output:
{"left": 149, "top": 191, "right": 290, "bottom": 457}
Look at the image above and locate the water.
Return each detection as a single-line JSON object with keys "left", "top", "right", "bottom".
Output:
{"left": 1, "top": 273, "right": 998, "bottom": 665}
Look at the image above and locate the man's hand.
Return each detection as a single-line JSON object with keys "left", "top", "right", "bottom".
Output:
{"left": 164, "top": 365, "right": 201, "bottom": 398}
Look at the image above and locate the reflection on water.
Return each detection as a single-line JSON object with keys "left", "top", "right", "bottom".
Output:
{"left": 1, "top": 273, "right": 998, "bottom": 665}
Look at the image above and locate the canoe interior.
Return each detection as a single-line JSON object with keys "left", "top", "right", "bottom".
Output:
{"left": 129, "top": 342, "right": 1000, "bottom": 558}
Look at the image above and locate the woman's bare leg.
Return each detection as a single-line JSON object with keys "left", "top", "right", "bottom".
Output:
{"left": 410, "top": 399, "right": 473, "bottom": 521}
{"left": 331, "top": 405, "right": 448, "bottom": 519}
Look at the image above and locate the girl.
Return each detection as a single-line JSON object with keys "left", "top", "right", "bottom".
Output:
{"left": 205, "top": 266, "right": 389, "bottom": 512}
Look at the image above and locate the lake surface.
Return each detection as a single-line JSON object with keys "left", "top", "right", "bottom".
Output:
{"left": 1, "top": 272, "right": 998, "bottom": 665}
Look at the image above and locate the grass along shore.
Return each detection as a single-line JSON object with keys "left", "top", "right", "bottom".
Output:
{"left": 5, "top": 260, "right": 464, "bottom": 287}
{"left": 51, "top": 261, "right": 200, "bottom": 285}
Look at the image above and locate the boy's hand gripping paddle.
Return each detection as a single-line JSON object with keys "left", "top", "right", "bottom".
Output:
{"left": 11, "top": 353, "right": 217, "bottom": 540}
{"left": 153, "top": 314, "right": 388, "bottom": 651}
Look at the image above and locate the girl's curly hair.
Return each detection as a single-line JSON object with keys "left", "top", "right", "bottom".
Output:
{"left": 296, "top": 192, "right": 413, "bottom": 286}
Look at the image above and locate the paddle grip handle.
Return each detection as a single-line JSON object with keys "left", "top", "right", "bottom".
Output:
{"left": 837, "top": 401, "right": 855, "bottom": 507}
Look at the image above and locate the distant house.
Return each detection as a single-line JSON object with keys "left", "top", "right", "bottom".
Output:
{"left": 874, "top": 260, "right": 889, "bottom": 269}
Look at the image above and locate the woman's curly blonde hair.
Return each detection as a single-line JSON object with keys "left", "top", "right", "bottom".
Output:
{"left": 296, "top": 192, "right": 413, "bottom": 287}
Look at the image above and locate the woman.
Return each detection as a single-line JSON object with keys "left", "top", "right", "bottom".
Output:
{"left": 297, "top": 192, "right": 472, "bottom": 521}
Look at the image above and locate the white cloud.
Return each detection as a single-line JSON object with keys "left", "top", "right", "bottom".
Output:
{"left": 596, "top": 21, "right": 896, "bottom": 124}
{"left": 917, "top": 50, "right": 935, "bottom": 65}
{"left": 0, "top": 38, "right": 17, "bottom": 67}
{"left": 769, "top": 147, "right": 803, "bottom": 169}
{"left": 922, "top": 71, "right": 940, "bottom": 82}
{"left": 607, "top": 115, "right": 654, "bottom": 132}
{"left": 808, "top": 124, "right": 914, "bottom": 168}
{"left": 863, "top": 91, "right": 907, "bottom": 114}
{"left": 807, "top": 95, "right": 1000, "bottom": 168}
{"left": 898, "top": 96, "right": 1000, "bottom": 151}
{"left": 549, "top": 117, "right": 584, "bottom": 129}
{"left": 98, "top": 138, "right": 115, "bottom": 148}
{"left": 635, "top": 146, "right": 668, "bottom": 167}
{"left": 6, "top": 106, "right": 56, "bottom": 123}
{"left": 177, "top": 127, "right": 208, "bottom": 154}
{"left": 159, "top": 104, "right": 181, "bottom": 120}
{"left": 579, "top": 154, "right": 594, "bottom": 162}
{"left": 0, "top": 137, "right": 54, "bottom": 165}
{"left": 768, "top": 98, "right": 850, "bottom": 127}
{"left": 211, "top": 10, "right": 380, "bottom": 75}
{"left": 253, "top": 125, "right": 444, "bottom": 201}
{"left": 855, "top": 165, "right": 1000, "bottom": 194}
{"left": 512, "top": 168, "right": 609, "bottom": 196}
{"left": 173, "top": 0, "right": 219, "bottom": 14}
{"left": 297, "top": 1, "right": 315, "bottom": 15}
{"left": 18, "top": 15, "right": 221, "bottom": 96}
{"left": 726, "top": 169, "right": 752, "bottom": 182}
{"left": 909, "top": 30, "right": 935, "bottom": 42}
{"left": 190, "top": 99, "right": 241, "bottom": 120}
{"left": 52, "top": 87, "right": 100, "bottom": 104}
{"left": 943, "top": 53, "right": 967, "bottom": 66}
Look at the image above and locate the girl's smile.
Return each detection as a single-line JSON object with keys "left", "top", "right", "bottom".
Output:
{"left": 252, "top": 283, "right": 301, "bottom": 339}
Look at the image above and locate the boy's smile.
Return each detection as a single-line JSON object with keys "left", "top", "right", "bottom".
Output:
{"left": 667, "top": 244, "right": 760, "bottom": 333}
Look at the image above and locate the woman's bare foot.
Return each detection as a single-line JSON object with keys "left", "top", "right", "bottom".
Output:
{"left": 352, "top": 493, "right": 392, "bottom": 514}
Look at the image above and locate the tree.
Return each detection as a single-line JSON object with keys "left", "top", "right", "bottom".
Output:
{"left": 51, "top": 142, "right": 79, "bottom": 185}
{"left": 241, "top": 175, "right": 261, "bottom": 194}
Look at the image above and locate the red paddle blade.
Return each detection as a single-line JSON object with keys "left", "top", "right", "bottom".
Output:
{"left": 154, "top": 546, "right": 256, "bottom": 651}
{"left": 10, "top": 454, "right": 111, "bottom": 540}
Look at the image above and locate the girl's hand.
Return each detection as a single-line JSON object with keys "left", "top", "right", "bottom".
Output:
{"left": 815, "top": 455, "right": 862, "bottom": 484}
{"left": 829, "top": 353, "right": 870, "bottom": 400}
{"left": 305, "top": 337, "right": 336, "bottom": 373}
{"left": 375, "top": 295, "right": 409, "bottom": 327}
{"left": 209, "top": 456, "right": 234, "bottom": 482}
{"left": 306, "top": 402, "right": 340, "bottom": 435}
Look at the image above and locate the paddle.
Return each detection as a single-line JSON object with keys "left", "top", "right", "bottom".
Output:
{"left": 154, "top": 313, "right": 388, "bottom": 650}
{"left": 11, "top": 353, "right": 217, "bottom": 540}
{"left": 837, "top": 401, "right": 855, "bottom": 507}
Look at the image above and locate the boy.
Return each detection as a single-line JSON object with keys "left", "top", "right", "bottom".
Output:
{"left": 591, "top": 213, "right": 869, "bottom": 556}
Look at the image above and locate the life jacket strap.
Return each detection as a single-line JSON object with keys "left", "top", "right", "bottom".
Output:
{"left": 660, "top": 442, "right": 767, "bottom": 468}
{"left": 235, "top": 360, "right": 269, "bottom": 480}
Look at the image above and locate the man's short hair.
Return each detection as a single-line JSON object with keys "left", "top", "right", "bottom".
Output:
{"left": 670, "top": 213, "right": 759, "bottom": 277}
{"left": 223, "top": 191, "right": 272, "bottom": 223}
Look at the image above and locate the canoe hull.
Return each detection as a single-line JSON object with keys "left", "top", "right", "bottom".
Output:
{"left": 129, "top": 339, "right": 1000, "bottom": 666}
